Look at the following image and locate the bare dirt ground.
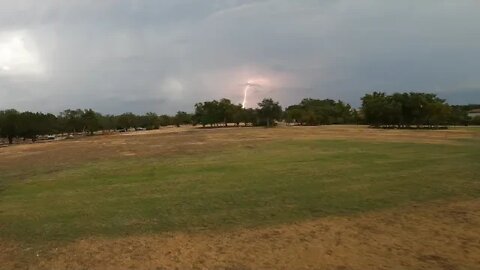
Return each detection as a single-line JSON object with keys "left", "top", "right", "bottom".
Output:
{"left": 2, "top": 199, "right": 479, "bottom": 270}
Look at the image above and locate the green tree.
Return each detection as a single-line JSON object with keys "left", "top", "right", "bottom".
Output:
{"left": 173, "top": 111, "right": 192, "bottom": 127}
{"left": 285, "top": 99, "right": 355, "bottom": 126}
{"left": 117, "top": 113, "right": 136, "bottom": 130}
{"left": 159, "top": 114, "right": 172, "bottom": 127}
{"left": 194, "top": 100, "right": 222, "bottom": 127}
{"left": 361, "top": 92, "right": 388, "bottom": 127}
{"left": 98, "top": 114, "right": 117, "bottom": 131}
{"left": 58, "top": 109, "right": 84, "bottom": 134}
{"left": 361, "top": 92, "right": 452, "bottom": 128}
{"left": 218, "top": 98, "right": 235, "bottom": 126}
{"left": 231, "top": 104, "right": 244, "bottom": 126}
{"left": 138, "top": 112, "right": 160, "bottom": 129}
{"left": 0, "top": 109, "right": 20, "bottom": 144}
{"left": 257, "top": 98, "right": 282, "bottom": 127}
{"left": 82, "top": 109, "right": 101, "bottom": 135}
{"left": 242, "top": 108, "right": 257, "bottom": 126}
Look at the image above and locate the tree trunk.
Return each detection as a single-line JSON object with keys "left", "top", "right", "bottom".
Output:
{"left": 266, "top": 118, "right": 270, "bottom": 127}
{"left": 8, "top": 136, "right": 13, "bottom": 144}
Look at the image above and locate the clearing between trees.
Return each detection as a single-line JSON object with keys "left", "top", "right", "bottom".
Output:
{"left": 1, "top": 125, "right": 479, "bottom": 269}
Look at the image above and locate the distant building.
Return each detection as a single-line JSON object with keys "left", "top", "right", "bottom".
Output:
{"left": 468, "top": 109, "right": 480, "bottom": 118}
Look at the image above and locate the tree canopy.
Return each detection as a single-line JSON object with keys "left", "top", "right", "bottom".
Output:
{"left": 257, "top": 98, "right": 282, "bottom": 127}
{"left": 1, "top": 92, "right": 478, "bottom": 144}
{"left": 361, "top": 92, "right": 451, "bottom": 128}
{"left": 285, "top": 98, "right": 357, "bottom": 125}
{"left": 194, "top": 99, "right": 247, "bottom": 127}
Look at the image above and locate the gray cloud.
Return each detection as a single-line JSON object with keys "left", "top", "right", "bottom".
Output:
{"left": 0, "top": 0, "right": 479, "bottom": 114}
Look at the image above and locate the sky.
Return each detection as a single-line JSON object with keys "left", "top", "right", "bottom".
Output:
{"left": 0, "top": 0, "right": 479, "bottom": 114}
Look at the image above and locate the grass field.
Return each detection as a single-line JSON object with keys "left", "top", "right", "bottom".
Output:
{"left": 1, "top": 126, "right": 479, "bottom": 269}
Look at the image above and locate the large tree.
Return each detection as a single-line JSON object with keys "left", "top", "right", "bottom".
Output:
{"left": 173, "top": 111, "right": 192, "bottom": 127}
{"left": 257, "top": 98, "right": 282, "bottom": 127}
{"left": 158, "top": 114, "right": 172, "bottom": 127}
{"left": 117, "top": 113, "right": 137, "bottom": 130}
{"left": 361, "top": 92, "right": 451, "bottom": 128}
{"left": 82, "top": 109, "right": 101, "bottom": 135}
{"left": 58, "top": 109, "right": 84, "bottom": 134}
{"left": 285, "top": 99, "right": 355, "bottom": 126}
{"left": 0, "top": 109, "right": 20, "bottom": 144}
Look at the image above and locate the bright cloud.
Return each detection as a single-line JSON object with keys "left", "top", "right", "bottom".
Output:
{"left": 0, "top": 31, "right": 44, "bottom": 76}
{"left": 0, "top": 1, "right": 479, "bottom": 113}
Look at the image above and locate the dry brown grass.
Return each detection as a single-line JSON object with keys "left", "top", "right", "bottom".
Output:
{"left": 1, "top": 125, "right": 479, "bottom": 269}
{"left": 0, "top": 125, "right": 476, "bottom": 173}
{"left": 2, "top": 199, "right": 479, "bottom": 270}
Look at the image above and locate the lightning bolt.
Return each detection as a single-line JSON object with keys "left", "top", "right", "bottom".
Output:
{"left": 242, "top": 84, "right": 250, "bottom": 108}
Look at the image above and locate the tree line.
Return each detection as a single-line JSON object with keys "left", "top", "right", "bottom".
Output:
{"left": 361, "top": 92, "right": 478, "bottom": 128}
{"left": 1, "top": 92, "right": 479, "bottom": 144}
{"left": 285, "top": 98, "right": 360, "bottom": 125}
{"left": 0, "top": 109, "right": 191, "bottom": 144}
{"left": 193, "top": 98, "right": 281, "bottom": 127}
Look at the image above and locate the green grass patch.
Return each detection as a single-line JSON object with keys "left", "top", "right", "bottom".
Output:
{"left": 1, "top": 139, "right": 479, "bottom": 243}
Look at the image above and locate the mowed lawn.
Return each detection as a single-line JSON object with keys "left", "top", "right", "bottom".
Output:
{"left": 1, "top": 128, "right": 479, "bottom": 243}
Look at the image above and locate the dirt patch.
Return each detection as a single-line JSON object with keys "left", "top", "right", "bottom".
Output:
{"left": 2, "top": 199, "right": 479, "bottom": 270}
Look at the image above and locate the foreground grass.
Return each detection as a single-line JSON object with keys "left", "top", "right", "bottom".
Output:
{"left": 1, "top": 138, "right": 479, "bottom": 243}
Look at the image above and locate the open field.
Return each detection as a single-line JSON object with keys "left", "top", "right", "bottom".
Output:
{"left": 1, "top": 125, "right": 479, "bottom": 269}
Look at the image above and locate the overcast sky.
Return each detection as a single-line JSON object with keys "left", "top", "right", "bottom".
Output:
{"left": 0, "top": 0, "right": 479, "bottom": 114}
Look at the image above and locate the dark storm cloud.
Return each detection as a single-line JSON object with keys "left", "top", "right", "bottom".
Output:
{"left": 0, "top": 0, "right": 479, "bottom": 114}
